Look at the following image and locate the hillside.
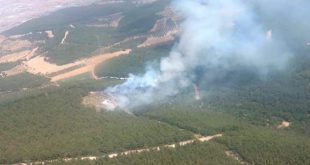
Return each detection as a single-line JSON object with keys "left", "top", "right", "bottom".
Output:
{"left": 0, "top": 0, "right": 309, "bottom": 165}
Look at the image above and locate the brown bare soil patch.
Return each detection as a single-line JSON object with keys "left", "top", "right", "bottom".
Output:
{"left": 277, "top": 121, "right": 290, "bottom": 129}
{"left": 1, "top": 47, "right": 130, "bottom": 81}
{"left": 104, "top": 36, "right": 142, "bottom": 50}
{"left": 110, "top": 16, "right": 123, "bottom": 27}
{"left": 138, "top": 29, "right": 180, "bottom": 48}
{"left": 0, "top": 47, "right": 38, "bottom": 77}
{"left": 51, "top": 66, "right": 91, "bottom": 82}
{"left": 0, "top": 47, "right": 38, "bottom": 64}
{"left": 137, "top": 34, "right": 174, "bottom": 48}
{"left": 1, "top": 64, "right": 26, "bottom": 77}
{"left": 45, "top": 30, "right": 55, "bottom": 38}
{"left": 1, "top": 39, "right": 32, "bottom": 52}
{"left": 0, "top": 50, "right": 31, "bottom": 63}
{"left": 138, "top": 16, "right": 180, "bottom": 48}
{"left": 197, "top": 134, "right": 222, "bottom": 142}
{"left": 24, "top": 55, "right": 83, "bottom": 75}
{"left": 50, "top": 49, "right": 131, "bottom": 82}
{"left": 150, "top": 18, "right": 167, "bottom": 32}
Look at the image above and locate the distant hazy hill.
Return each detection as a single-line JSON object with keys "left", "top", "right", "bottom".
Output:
{"left": 0, "top": 0, "right": 104, "bottom": 33}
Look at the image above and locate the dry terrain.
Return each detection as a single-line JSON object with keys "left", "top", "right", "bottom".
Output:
{"left": 0, "top": 37, "right": 32, "bottom": 53}
{"left": 138, "top": 9, "right": 181, "bottom": 48}
{"left": 0, "top": 48, "right": 37, "bottom": 64}
{"left": 0, "top": 0, "right": 112, "bottom": 33}
{"left": 50, "top": 49, "right": 131, "bottom": 82}
{"left": 138, "top": 29, "right": 180, "bottom": 48}
{"left": 0, "top": 0, "right": 179, "bottom": 82}
{"left": 277, "top": 121, "right": 290, "bottom": 129}
{"left": 0, "top": 36, "right": 131, "bottom": 81}
{"left": 45, "top": 30, "right": 55, "bottom": 38}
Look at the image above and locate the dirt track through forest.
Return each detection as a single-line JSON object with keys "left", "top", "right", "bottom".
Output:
{"left": 60, "top": 31, "right": 69, "bottom": 44}
{"left": 1, "top": 49, "right": 131, "bottom": 81}
{"left": 50, "top": 49, "right": 131, "bottom": 81}
{"left": 12, "top": 134, "right": 223, "bottom": 165}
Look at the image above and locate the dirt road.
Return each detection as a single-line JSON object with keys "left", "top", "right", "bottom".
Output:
{"left": 50, "top": 49, "right": 131, "bottom": 82}
{"left": 12, "top": 133, "right": 222, "bottom": 165}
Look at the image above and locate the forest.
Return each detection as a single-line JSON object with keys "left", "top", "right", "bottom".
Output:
{"left": 0, "top": 79, "right": 192, "bottom": 164}
{"left": 0, "top": 0, "right": 309, "bottom": 164}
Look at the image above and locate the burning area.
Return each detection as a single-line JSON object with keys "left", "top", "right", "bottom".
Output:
{"left": 82, "top": 92, "right": 118, "bottom": 111}
{"left": 99, "top": 0, "right": 309, "bottom": 111}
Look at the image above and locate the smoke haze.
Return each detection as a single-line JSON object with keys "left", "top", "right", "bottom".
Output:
{"left": 105, "top": 0, "right": 309, "bottom": 110}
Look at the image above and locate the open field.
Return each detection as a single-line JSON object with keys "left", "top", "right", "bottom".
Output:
{"left": 0, "top": 48, "right": 131, "bottom": 82}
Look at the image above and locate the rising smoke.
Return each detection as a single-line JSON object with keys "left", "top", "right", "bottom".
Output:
{"left": 105, "top": 0, "right": 309, "bottom": 110}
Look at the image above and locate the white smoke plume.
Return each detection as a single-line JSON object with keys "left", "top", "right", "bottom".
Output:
{"left": 104, "top": 0, "right": 306, "bottom": 110}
